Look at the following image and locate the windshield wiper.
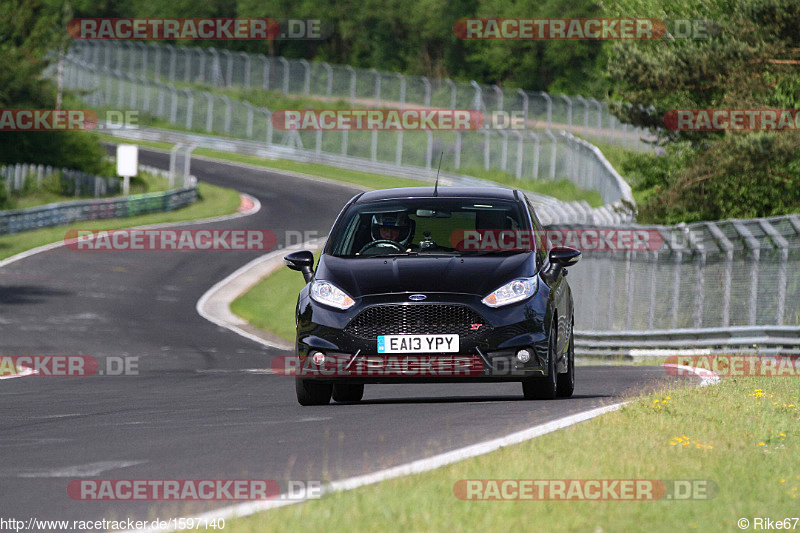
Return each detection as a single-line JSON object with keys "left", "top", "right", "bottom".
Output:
{"left": 362, "top": 251, "right": 419, "bottom": 258}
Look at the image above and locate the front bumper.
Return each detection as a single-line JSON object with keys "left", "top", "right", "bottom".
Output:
{"left": 294, "top": 291, "right": 551, "bottom": 383}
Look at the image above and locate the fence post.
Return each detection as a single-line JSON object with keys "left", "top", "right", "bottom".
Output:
{"left": 169, "top": 144, "right": 184, "bottom": 188}
{"left": 705, "top": 222, "right": 734, "bottom": 327}
{"left": 426, "top": 131, "right": 433, "bottom": 170}
{"left": 648, "top": 250, "right": 659, "bottom": 329}
{"left": 422, "top": 77, "right": 431, "bottom": 109}
{"left": 560, "top": 95, "right": 573, "bottom": 131}
{"left": 370, "top": 68, "right": 381, "bottom": 106}
{"left": 197, "top": 48, "right": 206, "bottom": 83}
{"left": 345, "top": 65, "right": 356, "bottom": 106}
{"left": 624, "top": 251, "right": 634, "bottom": 329}
{"left": 455, "top": 131, "right": 462, "bottom": 169}
{"left": 492, "top": 85, "right": 503, "bottom": 112}
{"left": 241, "top": 52, "right": 251, "bottom": 87}
{"left": 220, "top": 49, "right": 233, "bottom": 87}
{"left": 513, "top": 131, "right": 523, "bottom": 179}
{"left": 760, "top": 219, "right": 789, "bottom": 325}
{"left": 544, "top": 130, "right": 557, "bottom": 179}
{"left": 168, "top": 84, "right": 178, "bottom": 124}
{"left": 184, "top": 89, "right": 194, "bottom": 130}
{"left": 279, "top": 57, "right": 289, "bottom": 94}
{"left": 445, "top": 78, "right": 456, "bottom": 109}
{"left": 204, "top": 91, "right": 214, "bottom": 132}
{"left": 517, "top": 89, "right": 529, "bottom": 124}
{"left": 322, "top": 62, "right": 333, "bottom": 98}
{"left": 244, "top": 102, "right": 254, "bottom": 138}
{"left": 483, "top": 130, "right": 491, "bottom": 170}
{"left": 220, "top": 95, "right": 232, "bottom": 135}
{"left": 470, "top": 81, "right": 482, "bottom": 110}
{"left": 498, "top": 130, "right": 508, "bottom": 171}
{"left": 165, "top": 44, "right": 176, "bottom": 82}
{"left": 259, "top": 54, "right": 270, "bottom": 89}
{"left": 589, "top": 97, "right": 602, "bottom": 139}
{"left": 528, "top": 132, "right": 540, "bottom": 180}
{"left": 575, "top": 95, "right": 589, "bottom": 137}
{"left": 735, "top": 222, "right": 761, "bottom": 326}
{"left": 299, "top": 59, "right": 310, "bottom": 96}
{"left": 537, "top": 92, "right": 552, "bottom": 131}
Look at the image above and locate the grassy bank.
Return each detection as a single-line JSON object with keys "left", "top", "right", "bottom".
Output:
{"left": 0, "top": 181, "right": 241, "bottom": 261}
{"left": 222, "top": 376, "right": 799, "bottom": 532}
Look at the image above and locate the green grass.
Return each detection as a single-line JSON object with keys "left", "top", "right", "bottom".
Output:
{"left": 222, "top": 376, "right": 800, "bottom": 532}
{"left": 0, "top": 181, "right": 240, "bottom": 260}
{"left": 229, "top": 251, "right": 320, "bottom": 342}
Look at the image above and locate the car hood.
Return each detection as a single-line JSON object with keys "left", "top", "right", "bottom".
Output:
{"left": 315, "top": 253, "right": 534, "bottom": 298}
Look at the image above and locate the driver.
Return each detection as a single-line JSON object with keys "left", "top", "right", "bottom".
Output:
{"left": 370, "top": 212, "right": 414, "bottom": 249}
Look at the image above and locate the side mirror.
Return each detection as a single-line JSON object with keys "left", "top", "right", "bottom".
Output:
{"left": 284, "top": 250, "right": 315, "bottom": 283}
{"left": 549, "top": 247, "right": 581, "bottom": 267}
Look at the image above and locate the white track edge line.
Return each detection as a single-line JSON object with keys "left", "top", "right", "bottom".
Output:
{"left": 121, "top": 364, "right": 719, "bottom": 532}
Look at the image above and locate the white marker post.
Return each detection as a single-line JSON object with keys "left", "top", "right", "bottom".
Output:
{"left": 116, "top": 144, "right": 138, "bottom": 196}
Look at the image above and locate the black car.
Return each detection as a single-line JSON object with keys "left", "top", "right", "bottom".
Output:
{"left": 284, "top": 187, "right": 581, "bottom": 405}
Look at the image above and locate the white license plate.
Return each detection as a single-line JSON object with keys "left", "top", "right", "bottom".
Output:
{"left": 377, "top": 334, "right": 459, "bottom": 353}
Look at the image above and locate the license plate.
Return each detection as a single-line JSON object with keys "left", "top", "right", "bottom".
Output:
{"left": 377, "top": 334, "right": 459, "bottom": 353}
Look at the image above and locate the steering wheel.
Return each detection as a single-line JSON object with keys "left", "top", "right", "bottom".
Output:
{"left": 357, "top": 239, "right": 405, "bottom": 255}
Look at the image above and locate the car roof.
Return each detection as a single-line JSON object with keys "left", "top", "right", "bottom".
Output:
{"left": 355, "top": 186, "right": 519, "bottom": 203}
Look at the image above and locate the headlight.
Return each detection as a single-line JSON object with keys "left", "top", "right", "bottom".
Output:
{"left": 481, "top": 277, "right": 537, "bottom": 308}
{"left": 310, "top": 280, "right": 355, "bottom": 310}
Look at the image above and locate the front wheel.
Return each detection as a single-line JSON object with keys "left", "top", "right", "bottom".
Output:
{"left": 295, "top": 378, "right": 332, "bottom": 406}
{"left": 522, "top": 320, "right": 558, "bottom": 400}
{"left": 332, "top": 383, "right": 364, "bottom": 403}
{"left": 556, "top": 316, "right": 575, "bottom": 398}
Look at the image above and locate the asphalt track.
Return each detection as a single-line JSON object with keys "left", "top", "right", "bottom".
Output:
{"left": 0, "top": 149, "right": 685, "bottom": 526}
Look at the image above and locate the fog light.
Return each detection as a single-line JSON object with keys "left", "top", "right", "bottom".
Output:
{"left": 516, "top": 349, "right": 532, "bottom": 364}
{"left": 310, "top": 351, "right": 326, "bottom": 366}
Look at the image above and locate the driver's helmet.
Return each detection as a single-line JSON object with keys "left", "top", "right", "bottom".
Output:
{"left": 371, "top": 212, "right": 412, "bottom": 246}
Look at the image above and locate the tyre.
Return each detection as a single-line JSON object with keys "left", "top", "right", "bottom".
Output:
{"left": 556, "top": 316, "right": 575, "bottom": 398}
{"left": 522, "top": 320, "right": 558, "bottom": 400}
{"left": 295, "top": 377, "right": 332, "bottom": 406}
{"left": 332, "top": 383, "right": 364, "bottom": 403}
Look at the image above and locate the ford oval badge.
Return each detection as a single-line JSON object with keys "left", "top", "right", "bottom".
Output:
{"left": 408, "top": 294, "right": 427, "bottom": 301}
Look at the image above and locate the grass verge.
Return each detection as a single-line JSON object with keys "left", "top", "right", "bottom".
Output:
{"left": 229, "top": 251, "right": 320, "bottom": 343}
{"left": 222, "top": 376, "right": 799, "bottom": 532}
{"left": 0, "top": 181, "right": 241, "bottom": 261}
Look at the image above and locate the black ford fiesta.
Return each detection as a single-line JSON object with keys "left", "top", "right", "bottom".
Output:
{"left": 284, "top": 187, "right": 581, "bottom": 405}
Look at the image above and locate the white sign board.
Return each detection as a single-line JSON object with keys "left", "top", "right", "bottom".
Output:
{"left": 116, "top": 144, "right": 138, "bottom": 177}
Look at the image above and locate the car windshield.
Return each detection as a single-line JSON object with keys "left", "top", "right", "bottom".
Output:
{"left": 328, "top": 197, "right": 532, "bottom": 257}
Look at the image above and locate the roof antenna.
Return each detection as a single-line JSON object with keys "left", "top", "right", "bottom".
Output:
{"left": 433, "top": 151, "right": 443, "bottom": 197}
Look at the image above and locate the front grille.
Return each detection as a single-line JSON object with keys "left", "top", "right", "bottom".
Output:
{"left": 344, "top": 304, "right": 491, "bottom": 340}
